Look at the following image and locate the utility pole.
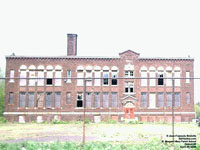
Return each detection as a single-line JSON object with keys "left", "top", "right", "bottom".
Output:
{"left": 172, "top": 78, "right": 175, "bottom": 149}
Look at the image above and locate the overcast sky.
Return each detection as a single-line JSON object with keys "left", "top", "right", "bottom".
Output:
{"left": 0, "top": 0, "right": 200, "bottom": 103}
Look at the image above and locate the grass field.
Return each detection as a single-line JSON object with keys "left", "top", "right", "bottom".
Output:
{"left": 0, "top": 122, "right": 199, "bottom": 144}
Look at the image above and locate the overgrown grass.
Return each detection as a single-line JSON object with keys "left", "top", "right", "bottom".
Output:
{"left": 0, "top": 139, "right": 199, "bottom": 150}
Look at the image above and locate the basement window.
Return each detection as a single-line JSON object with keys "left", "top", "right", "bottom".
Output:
{"left": 77, "top": 93, "right": 83, "bottom": 107}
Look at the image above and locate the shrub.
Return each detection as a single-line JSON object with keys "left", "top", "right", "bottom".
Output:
{"left": 0, "top": 117, "right": 7, "bottom": 123}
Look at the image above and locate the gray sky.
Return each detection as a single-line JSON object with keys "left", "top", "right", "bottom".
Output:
{"left": 0, "top": 0, "right": 200, "bottom": 103}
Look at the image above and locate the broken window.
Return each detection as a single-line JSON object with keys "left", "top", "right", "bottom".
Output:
{"left": 9, "top": 70, "right": 14, "bottom": 82}
{"left": 158, "top": 72, "right": 164, "bottom": 85}
{"left": 158, "top": 93, "right": 164, "bottom": 107}
{"left": 19, "top": 92, "right": 26, "bottom": 107}
{"left": 166, "top": 93, "right": 172, "bottom": 107}
{"left": 111, "top": 71, "right": 118, "bottom": 85}
{"left": 141, "top": 92, "right": 147, "bottom": 107}
{"left": 175, "top": 93, "right": 180, "bottom": 107}
{"left": 28, "top": 92, "right": 35, "bottom": 107}
{"left": 9, "top": 92, "right": 14, "bottom": 104}
{"left": 46, "top": 70, "right": 53, "bottom": 85}
{"left": 77, "top": 93, "right": 83, "bottom": 107}
{"left": 86, "top": 92, "right": 92, "bottom": 108}
{"left": 186, "top": 92, "right": 190, "bottom": 104}
{"left": 66, "top": 92, "right": 71, "bottom": 104}
{"left": 94, "top": 92, "right": 100, "bottom": 108}
{"left": 124, "top": 82, "right": 134, "bottom": 93}
{"left": 45, "top": 92, "right": 52, "bottom": 108}
{"left": 111, "top": 92, "right": 117, "bottom": 107}
{"left": 55, "top": 92, "right": 61, "bottom": 108}
{"left": 103, "top": 71, "right": 109, "bottom": 85}
{"left": 103, "top": 92, "right": 109, "bottom": 107}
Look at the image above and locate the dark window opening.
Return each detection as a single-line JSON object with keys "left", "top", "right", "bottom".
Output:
{"left": 130, "top": 88, "right": 134, "bottom": 93}
{"left": 77, "top": 101, "right": 83, "bottom": 107}
{"left": 103, "top": 78, "right": 108, "bottom": 85}
{"left": 9, "top": 92, "right": 14, "bottom": 104}
{"left": 125, "top": 87, "right": 129, "bottom": 93}
{"left": 112, "top": 79, "right": 117, "bottom": 85}
{"left": 47, "top": 79, "right": 52, "bottom": 85}
{"left": 158, "top": 74, "right": 164, "bottom": 85}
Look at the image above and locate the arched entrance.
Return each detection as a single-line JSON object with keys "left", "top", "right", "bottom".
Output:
{"left": 124, "top": 102, "right": 135, "bottom": 119}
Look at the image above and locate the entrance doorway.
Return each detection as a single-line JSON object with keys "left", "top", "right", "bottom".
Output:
{"left": 124, "top": 107, "right": 134, "bottom": 119}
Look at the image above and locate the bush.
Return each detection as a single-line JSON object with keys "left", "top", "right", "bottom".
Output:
{"left": 84, "top": 118, "right": 91, "bottom": 124}
{"left": 0, "top": 117, "right": 7, "bottom": 123}
{"left": 102, "top": 118, "right": 117, "bottom": 124}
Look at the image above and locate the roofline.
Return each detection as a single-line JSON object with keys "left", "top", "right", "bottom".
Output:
{"left": 139, "top": 57, "right": 194, "bottom": 61}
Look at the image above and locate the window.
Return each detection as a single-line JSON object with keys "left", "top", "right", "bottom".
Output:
{"left": 167, "top": 93, "right": 172, "bottom": 107}
{"left": 141, "top": 92, "right": 147, "bottom": 107}
{"left": 77, "top": 71, "right": 84, "bottom": 86}
{"left": 77, "top": 93, "right": 83, "bottom": 107}
{"left": 103, "top": 71, "right": 109, "bottom": 85}
{"left": 66, "top": 92, "right": 71, "bottom": 104}
{"left": 46, "top": 67, "right": 53, "bottom": 85}
{"left": 37, "top": 92, "right": 44, "bottom": 108}
{"left": 166, "top": 70, "right": 172, "bottom": 86}
{"left": 186, "top": 71, "right": 190, "bottom": 83}
{"left": 174, "top": 67, "right": 181, "bottom": 86}
{"left": 19, "top": 92, "right": 26, "bottom": 107}
{"left": 86, "top": 70, "right": 92, "bottom": 86}
{"left": 149, "top": 93, "right": 156, "bottom": 108}
{"left": 9, "top": 70, "right": 14, "bottom": 82}
{"left": 158, "top": 72, "right": 164, "bottom": 85}
{"left": 94, "top": 92, "right": 100, "bottom": 107}
{"left": 124, "top": 82, "right": 134, "bottom": 93}
{"left": 111, "top": 92, "right": 117, "bottom": 107}
{"left": 158, "top": 93, "right": 164, "bottom": 107}
{"left": 29, "top": 65, "right": 36, "bottom": 86}
{"left": 124, "top": 64, "right": 134, "bottom": 77}
{"left": 45, "top": 92, "right": 52, "bottom": 108}
{"left": 186, "top": 92, "right": 190, "bottom": 104}
{"left": 37, "top": 70, "right": 44, "bottom": 86}
{"left": 149, "top": 67, "right": 156, "bottom": 86}
{"left": 141, "top": 70, "right": 147, "bottom": 86}
{"left": 55, "top": 71, "right": 62, "bottom": 86}
{"left": 175, "top": 93, "right": 181, "bottom": 107}
{"left": 9, "top": 92, "right": 14, "bottom": 104}
{"left": 103, "top": 92, "right": 109, "bottom": 107}
{"left": 111, "top": 71, "right": 118, "bottom": 85}
{"left": 86, "top": 92, "right": 92, "bottom": 108}
{"left": 55, "top": 92, "right": 61, "bottom": 108}
{"left": 20, "top": 70, "right": 27, "bottom": 86}
{"left": 28, "top": 92, "right": 34, "bottom": 107}
{"left": 67, "top": 70, "right": 71, "bottom": 83}
{"left": 94, "top": 70, "right": 101, "bottom": 86}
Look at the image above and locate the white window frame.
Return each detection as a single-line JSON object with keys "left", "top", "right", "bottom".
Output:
{"left": 9, "top": 70, "right": 15, "bottom": 83}
{"left": 186, "top": 71, "right": 190, "bottom": 83}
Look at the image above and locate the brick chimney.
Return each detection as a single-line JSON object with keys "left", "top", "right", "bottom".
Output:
{"left": 67, "top": 34, "right": 77, "bottom": 56}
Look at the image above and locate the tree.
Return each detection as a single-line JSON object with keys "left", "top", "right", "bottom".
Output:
{"left": 0, "top": 68, "right": 5, "bottom": 116}
{"left": 195, "top": 104, "right": 200, "bottom": 119}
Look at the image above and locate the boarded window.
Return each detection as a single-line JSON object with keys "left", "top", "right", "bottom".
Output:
{"left": 167, "top": 93, "right": 172, "bottom": 107}
{"left": 141, "top": 92, "right": 147, "bottom": 107}
{"left": 149, "top": 71, "right": 156, "bottom": 86}
{"left": 37, "top": 92, "right": 44, "bottom": 108}
{"left": 103, "top": 71, "right": 109, "bottom": 85}
{"left": 86, "top": 92, "right": 92, "bottom": 108}
{"left": 77, "top": 71, "right": 84, "bottom": 86}
{"left": 55, "top": 92, "right": 61, "bottom": 108}
{"left": 9, "top": 70, "right": 14, "bottom": 82}
{"left": 66, "top": 92, "right": 71, "bottom": 104}
{"left": 37, "top": 71, "right": 44, "bottom": 86}
{"left": 9, "top": 92, "right": 14, "bottom": 104}
{"left": 19, "top": 92, "right": 26, "bottom": 107}
{"left": 94, "top": 71, "right": 101, "bottom": 86}
{"left": 103, "top": 92, "right": 109, "bottom": 107}
{"left": 29, "top": 71, "right": 36, "bottom": 86}
{"left": 45, "top": 92, "right": 52, "bottom": 108}
{"left": 55, "top": 71, "right": 62, "bottom": 86}
{"left": 77, "top": 93, "right": 83, "bottom": 107}
{"left": 46, "top": 71, "right": 53, "bottom": 85}
{"left": 86, "top": 71, "right": 92, "bottom": 86}
{"left": 186, "top": 92, "right": 190, "bottom": 104}
{"left": 111, "top": 92, "right": 117, "bottom": 107}
{"left": 20, "top": 71, "right": 26, "bottom": 86}
{"left": 186, "top": 71, "right": 190, "bottom": 83}
{"left": 28, "top": 92, "right": 34, "bottom": 107}
{"left": 94, "top": 92, "right": 100, "bottom": 107}
{"left": 141, "top": 71, "right": 147, "bottom": 86}
{"left": 158, "top": 93, "right": 164, "bottom": 107}
{"left": 174, "top": 71, "right": 180, "bottom": 86}
{"left": 111, "top": 71, "right": 117, "bottom": 85}
{"left": 166, "top": 71, "right": 172, "bottom": 86}
{"left": 175, "top": 93, "right": 181, "bottom": 107}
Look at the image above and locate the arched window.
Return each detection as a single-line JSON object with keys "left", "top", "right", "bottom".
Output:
{"left": 37, "top": 65, "right": 44, "bottom": 86}
{"left": 46, "top": 65, "right": 53, "bottom": 85}
{"left": 166, "top": 66, "right": 172, "bottom": 86}
{"left": 157, "top": 66, "right": 164, "bottom": 86}
{"left": 86, "top": 66, "right": 92, "bottom": 86}
{"left": 19, "top": 65, "right": 27, "bottom": 86}
{"left": 140, "top": 66, "right": 147, "bottom": 86}
{"left": 174, "top": 67, "right": 181, "bottom": 86}
{"left": 124, "top": 64, "right": 134, "bottom": 77}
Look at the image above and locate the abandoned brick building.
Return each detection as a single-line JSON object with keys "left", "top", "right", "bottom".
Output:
{"left": 4, "top": 34, "right": 195, "bottom": 123}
